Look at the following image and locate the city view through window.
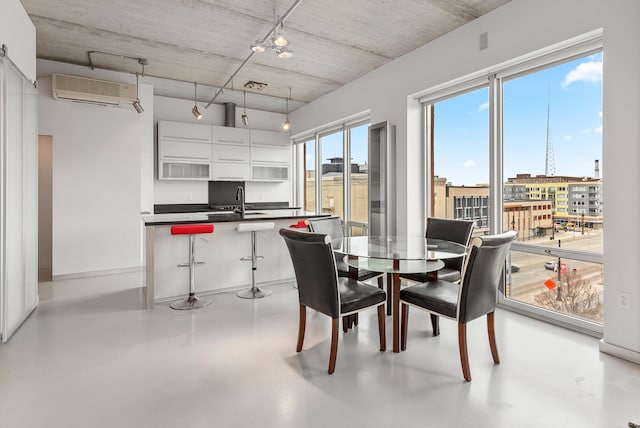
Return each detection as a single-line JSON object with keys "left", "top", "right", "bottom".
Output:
{"left": 433, "top": 52, "right": 603, "bottom": 324}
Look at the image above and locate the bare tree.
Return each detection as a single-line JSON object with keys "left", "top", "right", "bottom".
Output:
{"left": 534, "top": 269, "right": 602, "bottom": 321}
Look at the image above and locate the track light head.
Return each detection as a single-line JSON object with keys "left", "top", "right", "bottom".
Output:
{"left": 192, "top": 105, "right": 202, "bottom": 120}
{"left": 132, "top": 99, "right": 144, "bottom": 113}
{"left": 242, "top": 113, "right": 249, "bottom": 126}
{"left": 276, "top": 46, "right": 293, "bottom": 58}
{"left": 250, "top": 41, "right": 267, "bottom": 53}
{"left": 272, "top": 32, "right": 288, "bottom": 47}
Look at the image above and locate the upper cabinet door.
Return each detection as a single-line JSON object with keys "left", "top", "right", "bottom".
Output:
{"left": 250, "top": 129, "right": 290, "bottom": 146}
{"left": 212, "top": 125, "right": 250, "bottom": 146}
{"left": 159, "top": 120, "right": 211, "bottom": 143}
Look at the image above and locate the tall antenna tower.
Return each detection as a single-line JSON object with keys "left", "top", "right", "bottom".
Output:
{"left": 545, "top": 84, "right": 556, "bottom": 176}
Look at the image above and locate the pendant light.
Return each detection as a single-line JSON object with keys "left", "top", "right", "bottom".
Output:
{"left": 132, "top": 72, "right": 144, "bottom": 113}
{"left": 242, "top": 90, "right": 249, "bottom": 126}
{"left": 282, "top": 87, "right": 291, "bottom": 131}
{"left": 192, "top": 82, "right": 202, "bottom": 119}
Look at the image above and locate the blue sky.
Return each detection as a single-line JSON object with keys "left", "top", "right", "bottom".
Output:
{"left": 435, "top": 52, "right": 603, "bottom": 186}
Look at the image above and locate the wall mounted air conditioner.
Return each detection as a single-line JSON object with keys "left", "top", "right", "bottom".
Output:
{"left": 51, "top": 73, "right": 137, "bottom": 107}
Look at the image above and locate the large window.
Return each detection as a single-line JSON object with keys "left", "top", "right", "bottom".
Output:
{"left": 432, "top": 86, "right": 489, "bottom": 235}
{"left": 296, "top": 119, "right": 370, "bottom": 235}
{"left": 424, "top": 38, "right": 603, "bottom": 333}
{"left": 502, "top": 52, "right": 603, "bottom": 328}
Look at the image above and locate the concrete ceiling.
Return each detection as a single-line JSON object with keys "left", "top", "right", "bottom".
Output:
{"left": 22, "top": 0, "right": 510, "bottom": 113}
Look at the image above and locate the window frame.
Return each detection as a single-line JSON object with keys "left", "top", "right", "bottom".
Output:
{"left": 421, "top": 31, "right": 604, "bottom": 335}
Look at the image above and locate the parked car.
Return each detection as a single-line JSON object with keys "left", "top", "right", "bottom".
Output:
{"left": 509, "top": 264, "right": 520, "bottom": 273}
{"left": 544, "top": 260, "right": 557, "bottom": 270}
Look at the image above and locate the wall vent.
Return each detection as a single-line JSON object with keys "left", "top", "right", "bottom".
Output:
{"left": 51, "top": 73, "right": 137, "bottom": 107}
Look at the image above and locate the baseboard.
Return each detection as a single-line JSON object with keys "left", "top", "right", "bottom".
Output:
{"left": 599, "top": 339, "right": 640, "bottom": 365}
{"left": 52, "top": 266, "right": 143, "bottom": 281}
{"left": 154, "top": 278, "right": 297, "bottom": 304}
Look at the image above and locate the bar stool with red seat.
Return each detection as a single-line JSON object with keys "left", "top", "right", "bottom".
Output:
{"left": 169, "top": 223, "right": 214, "bottom": 310}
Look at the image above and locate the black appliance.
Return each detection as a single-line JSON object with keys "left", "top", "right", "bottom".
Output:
{"left": 208, "top": 180, "right": 244, "bottom": 211}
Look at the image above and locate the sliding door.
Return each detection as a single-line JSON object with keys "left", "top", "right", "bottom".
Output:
{"left": 1, "top": 56, "right": 39, "bottom": 342}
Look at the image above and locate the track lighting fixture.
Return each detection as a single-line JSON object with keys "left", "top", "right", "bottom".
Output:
{"left": 249, "top": 7, "right": 293, "bottom": 58}
{"left": 242, "top": 90, "right": 249, "bottom": 126}
{"left": 132, "top": 72, "right": 144, "bottom": 113}
{"left": 192, "top": 81, "right": 202, "bottom": 119}
{"left": 282, "top": 87, "right": 291, "bottom": 131}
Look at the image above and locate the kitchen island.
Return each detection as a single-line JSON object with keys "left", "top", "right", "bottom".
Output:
{"left": 142, "top": 210, "right": 328, "bottom": 309}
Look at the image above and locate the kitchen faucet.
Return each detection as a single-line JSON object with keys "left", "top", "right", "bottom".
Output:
{"left": 235, "top": 186, "right": 245, "bottom": 217}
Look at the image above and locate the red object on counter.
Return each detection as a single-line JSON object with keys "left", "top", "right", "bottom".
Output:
{"left": 171, "top": 224, "right": 214, "bottom": 235}
{"left": 290, "top": 220, "right": 308, "bottom": 229}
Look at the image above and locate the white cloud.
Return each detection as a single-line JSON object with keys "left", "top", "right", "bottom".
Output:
{"left": 463, "top": 160, "right": 477, "bottom": 167}
{"left": 563, "top": 135, "right": 573, "bottom": 141}
{"left": 478, "top": 101, "right": 489, "bottom": 112}
{"left": 579, "top": 128, "right": 591, "bottom": 134}
{"left": 594, "top": 125, "right": 602, "bottom": 133}
{"left": 599, "top": 111, "right": 603, "bottom": 118}
{"left": 562, "top": 60, "right": 603, "bottom": 87}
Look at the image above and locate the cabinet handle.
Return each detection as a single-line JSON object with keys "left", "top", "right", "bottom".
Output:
{"left": 218, "top": 139, "right": 245, "bottom": 144}
{"left": 163, "top": 155, "right": 210, "bottom": 160}
{"left": 218, "top": 158, "right": 244, "bottom": 162}
{"left": 217, "top": 176, "right": 244, "bottom": 179}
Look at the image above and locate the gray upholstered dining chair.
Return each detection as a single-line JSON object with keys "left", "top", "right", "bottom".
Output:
{"left": 401, "top": 217, "right": 475, "bottom": 335}
{"left": 401, "top": 217, "right": 475, "bottom": 284}
{"left": 400, "top": 230, "right": 516, "bottom": 382}
{"left": 279, "top": 228, "right": 387, "bottom": 374}
{"left": 307, "top": 216, "right": 384, "bottom": 288}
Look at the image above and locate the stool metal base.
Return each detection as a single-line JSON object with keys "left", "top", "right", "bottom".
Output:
{"left": 170, "top": 294, "right": 212, "bottom": 310}
{"left": 236, "top": 286, "right": 272, "bottom": 299}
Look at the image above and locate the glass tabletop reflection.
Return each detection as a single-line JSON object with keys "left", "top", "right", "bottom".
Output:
{"left": 332, "top": 236, "right": 466, "bottom": 261}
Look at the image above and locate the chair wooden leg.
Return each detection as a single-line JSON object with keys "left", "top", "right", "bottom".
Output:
{"left": 377, "top": 276, "right": 384, "bottom": 289}
{"left": 377, "top": 305, "right": 386, "bottom": 351}
{"left": 458, "top": 322, "right": 471, "bottom": 382}
{"left": 400, "top": 303, "right": 408, "bottom": 351}
{"left": 354, "top": 313, "right": 359, "bottom": 327}
{"left": 430, "top": 314, "right": 440, "bottom": 336}
{"left": 342, "top": 315, "right": 349, "bottom": 333}
{"left": 296, "top": 304, "right": 306, "bottom": 352}
{"left": 386, "top": 273, "right": 392, "bottom": 315}
{"left": 487, "top": 311, "right": 500, "bottom": 364}
{"left": 329, "top": 318, "right": 339, "bottom": 374}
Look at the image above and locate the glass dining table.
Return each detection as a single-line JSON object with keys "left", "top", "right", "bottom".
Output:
{"left": 332, "top": 236, "right": 467, "bottom": 353}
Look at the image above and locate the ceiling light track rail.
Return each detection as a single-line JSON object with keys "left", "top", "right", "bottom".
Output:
{"left": 88, "top": 50, "right": 148, "bottom": 75}
{"left": 205, "top": 0, "right": 304, "bottom": 109}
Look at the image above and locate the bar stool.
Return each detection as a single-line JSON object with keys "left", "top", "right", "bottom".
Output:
{"left": 169, "top": 223, "right": 214, "bottom": 310}
{"left": 236, "top": 222, "right": 275, "bottom": 299}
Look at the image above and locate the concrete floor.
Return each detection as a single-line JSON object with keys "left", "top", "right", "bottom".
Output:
{"left": 1, "top": 272, "right": 639, "bottom": 428}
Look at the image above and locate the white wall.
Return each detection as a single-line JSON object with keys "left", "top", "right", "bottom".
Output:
{"left": 291, "top": 0, "right": 640, "bottom": 361}
{"left": 153, "top": 96, "right": 292, "bottom": 205}
{"left": 0, "top": 0, "right": 36, "bottom": 81}
{"left": 37, "top": 61, "right": 154, "bottom": 277}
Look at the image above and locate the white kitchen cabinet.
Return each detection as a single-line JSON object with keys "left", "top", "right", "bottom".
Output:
{"left": 251, "top": 164, "right": 289, "bottom": 181}
{"left": 250, "top": 129, "right": 290, "bottom": 146}
{"left": 251, "top": 146, "right": 289, "bottom": 164}
{"left": 212, "top": 162, "right": 251, "bottom": 180}
{"left": 213, "top": 144, "right": 250, "bottom": 162}
{"left": 161, "top": 161, "right": 211, "bottom": 180}
{"left": 158, "top": 120, "right": 213, "bottom": 180}
{"left": 212, "top": 125, "right": 250, "bottom": 146}
{"left": 159, "top": 120, "right": 211, "bottom": 144}
{"left": 211, "top": 143, "right": 251, "bottom": 180}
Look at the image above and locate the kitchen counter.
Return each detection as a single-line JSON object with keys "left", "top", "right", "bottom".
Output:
{"left": 142, "top": 209, "right": 324, "bottom": 227}
{"left": 142, "top": 210, "right": 328, "bottom": 309}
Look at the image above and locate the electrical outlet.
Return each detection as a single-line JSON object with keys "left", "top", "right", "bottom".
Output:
{"left": 618, "top": 292, "right": 631, "bottom": 309}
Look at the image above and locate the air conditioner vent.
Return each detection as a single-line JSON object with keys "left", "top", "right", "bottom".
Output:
{"left": 51, "top": 73, "right": 137, "bottom": 107}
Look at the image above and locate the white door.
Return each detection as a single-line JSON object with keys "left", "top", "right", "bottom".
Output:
{"left": 1, "top": 57, "right": 39, "bottom": 342}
